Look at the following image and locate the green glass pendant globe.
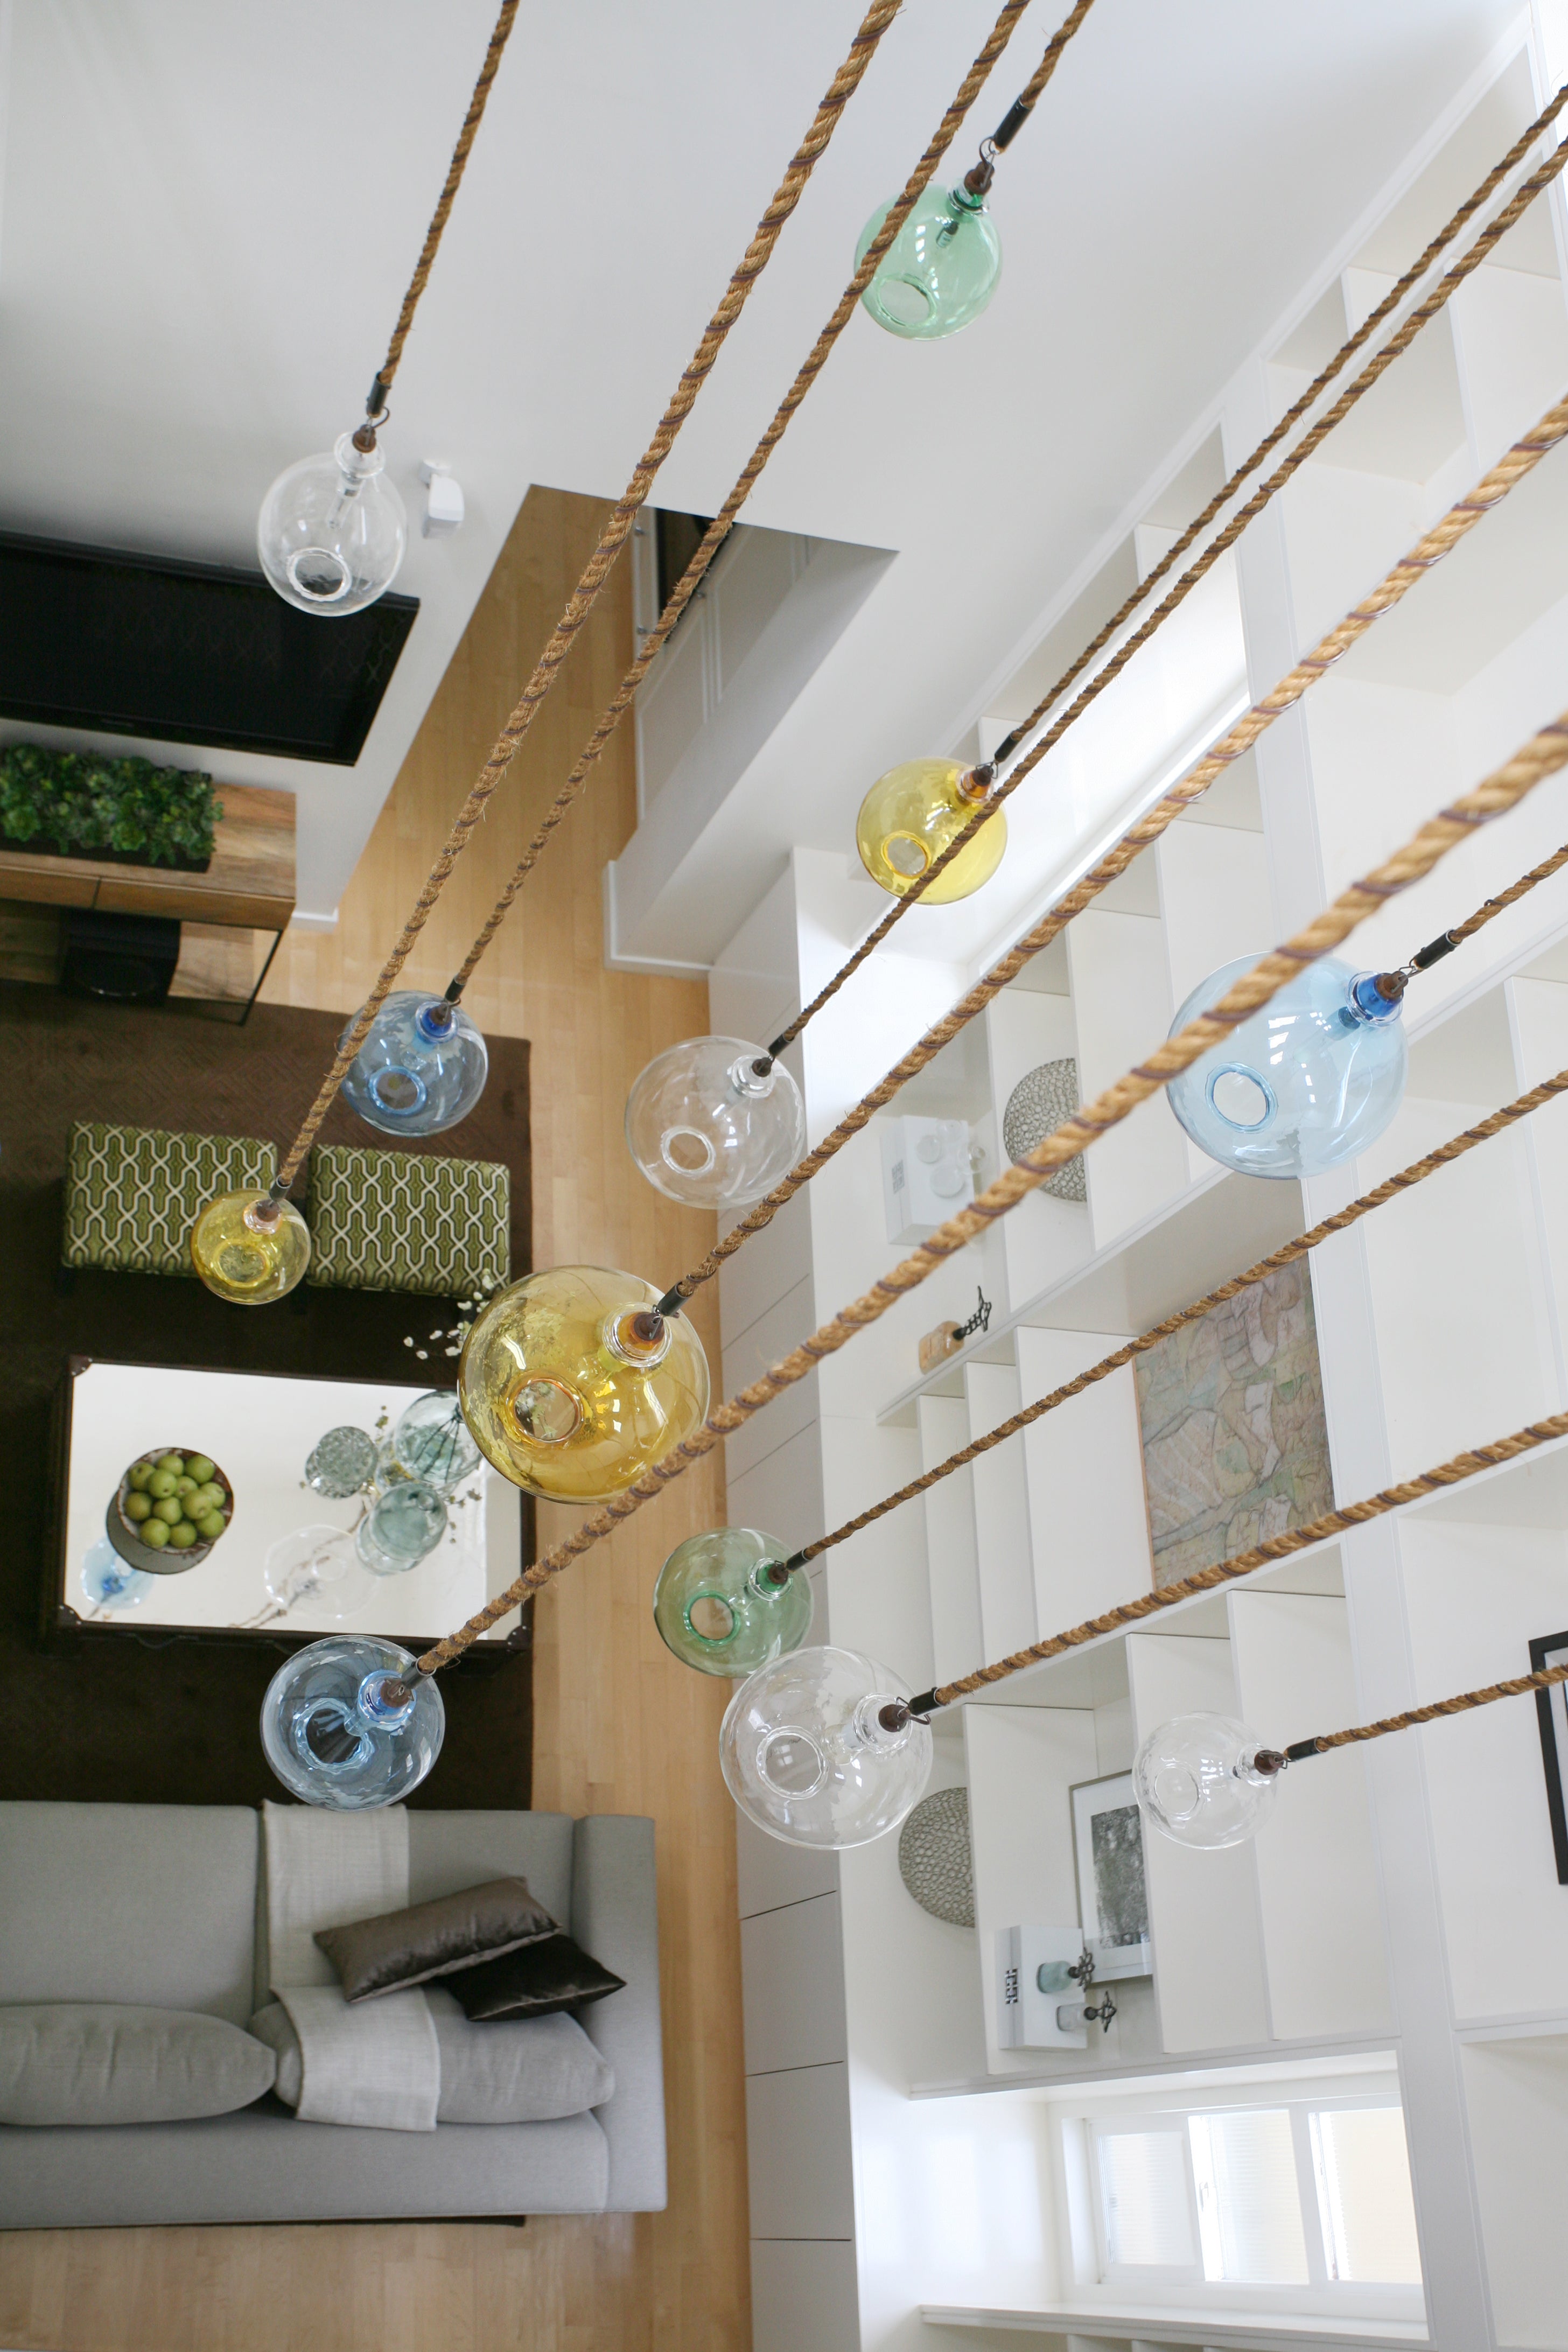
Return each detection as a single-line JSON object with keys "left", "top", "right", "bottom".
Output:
{"left": 857, "top": 184, "right": 1002, "bottom": 340}
{"left": 653, "top": 1527, "right": 813, "bottom": 1678}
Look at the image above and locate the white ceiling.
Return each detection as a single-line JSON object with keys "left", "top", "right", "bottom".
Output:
{"left": 0, "top": 0, "right": 1527, "bottom": 924}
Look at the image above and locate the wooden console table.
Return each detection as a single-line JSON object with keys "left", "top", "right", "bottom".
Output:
{"left": 0, "top": 782, "right": 295, "bottom": 1019}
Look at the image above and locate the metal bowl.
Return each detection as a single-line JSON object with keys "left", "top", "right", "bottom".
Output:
{"left": 105, "top": 1447, "right": 235, "bottom": 1577}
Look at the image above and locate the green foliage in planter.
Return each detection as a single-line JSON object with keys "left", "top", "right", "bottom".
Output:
{"left": 0, "top": 744, "right": 223, "bottom": 867}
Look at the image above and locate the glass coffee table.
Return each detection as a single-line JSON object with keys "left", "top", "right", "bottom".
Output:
{"left": 48, "top": 1357, "right": 527, "bottom": 1653}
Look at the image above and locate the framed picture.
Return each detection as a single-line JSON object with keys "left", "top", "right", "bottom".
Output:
{"left": 1530, "top": 1629, "right": 1568, "bottom": 1884}
{"left": 1069, "top": 1769, "right": 1150, "bottom": 1952}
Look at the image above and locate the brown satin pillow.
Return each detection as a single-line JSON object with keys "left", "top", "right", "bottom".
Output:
{"left": 445, "top": 1931, "right": 626, "bottom": 2022}
{"left": 314, "top": 1877, "right": 556, "bottom": 2003}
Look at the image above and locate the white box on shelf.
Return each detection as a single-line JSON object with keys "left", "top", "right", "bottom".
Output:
{"left": 881, "top": 1116, "right": 977, "bottom": 1243}
{"left": 995, "top": 1926, "right": 1091, "bottom": 2047}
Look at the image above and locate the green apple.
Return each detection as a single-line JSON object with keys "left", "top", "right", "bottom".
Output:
{"left": 123, "top": 1490, "right": 152, "bottom": 1523}
{"left": 186, "top": 1456, "right": 215, "bottom": 1487}
{"left": 148, "top": 1469, "right": 178, "bottom": 1500}
{"left": 156, "top": 1453, "right": 185, "bottom": 1476}
{"left": 196, "top": 1510, "right": 226, "bottom": 1541}
{"left": 191, "top": 1482, "right": 224, "bottom": 1514}
{"left": 175, "top": 1476, "right": 198, "bottom": 1498}
{"left": 169, "top": 1521, "right": 198, "bottom": 1548}
{"left": 153, "top": 1495, "right": 183, "bottom": 1525}
{"left": 141, "top": 1517, "right": 169, "bottom": 1549}
{"left": 128, "top": 1462, "right": 153, "bottom": 1492}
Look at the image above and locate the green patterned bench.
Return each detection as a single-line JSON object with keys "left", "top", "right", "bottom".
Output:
{"left": 62, "top": 1123, "right": 276, "bottom": 1277}
{"left": 306, "top": 1144, "right": 510, "bottom": 1300}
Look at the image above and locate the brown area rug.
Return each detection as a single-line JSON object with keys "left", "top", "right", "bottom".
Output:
{"left": 0, "top": 982, "right": 534, "bottom": 1808}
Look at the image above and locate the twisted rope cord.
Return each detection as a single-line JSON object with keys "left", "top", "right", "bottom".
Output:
{"left": 446, "top": 0, "right": 1092, "bottom": 996}
{"left": 769, "top": 106, "right": 1568, "bottom": 1051}
{"left": 372, "top": 0, "right": 521, "bottom": 402}
{"left": 792, "top": 1044, "right": 1568, "bottom": 1564}
{"left": 411, "top": 701, "right": 1568, "bottom": 1674}
{"left": 270, "top": 0, "right": 909, "bottom": 1189}
{"left": 1297, "top": 1662, "right": 1568, "bottom": 1754}
{"left": 929, "top": 1404, "right": 1568, "bottom": 1704}
{"left": 660, "top": 393, "right": 1568, "bottom": 1305}
{"left": 1443, "top": 838, "right": 1568, "bottom": 946}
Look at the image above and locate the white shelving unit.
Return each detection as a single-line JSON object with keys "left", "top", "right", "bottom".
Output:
{"left": 685, "top": 25, "right": 1568, "bottom": 2351}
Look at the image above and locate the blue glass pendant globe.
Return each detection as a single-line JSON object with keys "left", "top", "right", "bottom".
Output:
{"left": 654, "top": 1527, "right": 813, "bottom": 1678}
{"left": 260, "top": 1636, "right": 444, "bottom": 1809}
{"left": 1165, "top": 954, "right": 1406, "bottom": 1179}
{"left": 856, "top": 184, "right": 1002, "bottom": 340}
{"left": 340, "top": 992, "right": 489, "bottom": 1137}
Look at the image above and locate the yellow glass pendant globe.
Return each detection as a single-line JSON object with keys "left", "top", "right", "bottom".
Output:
{"left": 855, "top": 758, "right": 1006, "bottom": 902}
{"left": 458, "top": 1265, "right": 710, "bottom": 1503}
{"left": 190, "top": 1188, "right": 311, "bottom": 1304}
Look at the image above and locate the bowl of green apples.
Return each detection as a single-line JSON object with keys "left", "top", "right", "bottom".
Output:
{"left": 106, "top": 1449, "right": 234, "bottom": 1575}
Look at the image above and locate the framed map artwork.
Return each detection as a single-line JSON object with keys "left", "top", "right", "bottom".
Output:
{"left": 1134, "top": 1264, "right": 1332, "bottom": 1588}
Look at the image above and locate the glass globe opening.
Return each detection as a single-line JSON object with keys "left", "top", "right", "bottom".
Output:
{"left": 261, "top": 1636, "right": 445, "bottom": 1809}
{"left": 654, "top": 1527, "right": 814, "bottom": 1678}
{"left": 257, "top": 431, "right": 408, "bottom": 617}
{"left": 340, "top": 992, "right": 489, "bottom": 1139}
{"left": 191, "top": 1188, "right": 310, "bottom": 1305}
{"left": 1133, "top": 1712, "right": 1284, "bottom": 1850}
{"left": 719, "top": 1644, "right": 933, "bottom": 1849}
{"left": 856, "top": 759, "right": 1007, "bottom": 904}
{"left": 458, "top": 1265, "right": 710, "bottom": 1502}
{"left": 1165, "top": 954, "right": 1408, "bottom": 1179}
{"left": 857, "top": 185, "right": 1002, "bottom": 340}
{"left": 626, "top": 1036, "right": 807, "bottom": 1208}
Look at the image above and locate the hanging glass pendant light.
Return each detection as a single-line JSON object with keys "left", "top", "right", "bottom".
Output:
{"left": 856, "top": 758, "right": 1007, "bottom": 903}
{"left": 654, "top": 1527, "right": 813, "bottom": 1678}
{"left": 190, "top": 1186, "right": 310, "bottom": 1304}
{"left": 857, "top": 180, "right": 1002, "bottom": 340}
{"left": 257, "top": 427, "right": 408, "bottom": 616}
{"left": 340, "top": 991, "right": 489, "bottom": 1137}
{"left": 1165, "top": 955, "right": 1408, "bottom": 1179}
{"left": 260, "top": 1636, "right": 444, "bottom": 1809}
{"left": 625, "top": 1037, "right": 806, "bottom": 1208}
{"left": 720, "top": 1644, "right": 932, "bottom": 1848}
{"left": 1133, "top": 1712, "right": 1286, "bottom": 1849}
{"left": 458, "top": 1265, "right": 709, "bottom": 1503}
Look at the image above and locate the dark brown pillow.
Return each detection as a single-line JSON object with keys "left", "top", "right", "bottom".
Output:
{"left": 314, "top": 1877, "right": 556, "bottom": 2003}
{"left": 445, "top": 1931, "right": 626, "bottom": 2022}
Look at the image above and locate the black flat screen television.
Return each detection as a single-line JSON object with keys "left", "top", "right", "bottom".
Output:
{"left": 0, "top": 530, "right": 418, "bottom": 765}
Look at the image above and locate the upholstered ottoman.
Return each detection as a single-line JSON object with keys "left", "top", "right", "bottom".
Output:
{"left": 61, "top": 1122, "right": 275, "bottom": 1277}
{"left": 306, "top": 1145, "right": 509, "bottom": 1300}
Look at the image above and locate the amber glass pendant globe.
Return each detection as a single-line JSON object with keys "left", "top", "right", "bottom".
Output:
{"left": 654, "top": 1527, "right": 813, "bottom": 1678}
{"left": 1133, "top": 1712, "right": 1284, "bottom": 1849}
{"left": 720, "top": 1644, "right": 932, "bottom": 1849}
{"left": 625, "top": 1037, "right": 807, "bottom": 1208}
{"left": 458, "top": 1265, "right": 709, "bottom": 1503}
{"left": 856, "top": 758, "right": 1006, "bottom": 903}
{"left": 190, "top": 1188, "right": 310, "bottom": 1304}
{"left": 257, "top": 430, "right": 407, "bottom": 615}
{"left": 856, "top": 184, "right": 1002, "bottom": 340}
{"left": 340, "top": 992, "right": 489, "bottom": 1138}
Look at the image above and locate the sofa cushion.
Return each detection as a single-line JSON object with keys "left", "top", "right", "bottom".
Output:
{"left": 250, "top": 1990, "right": 613, "bottom": 2124}
{"left": 314, "top": 1877, "right": 555, "bottom": 2003}
{"left": 445, "top": 1932, "right": 625, "bottom": 2022}
{"left": 0, "top": 2005, "right": 275, "bottom": 2126}
{"left": 0, "top": 1802, "right": 260, "bottom": 2025}
{"left": 306, "top": 1145, "right": 509, "bottom": 1298}
{"left": 62, "top": 1122, "right": 275, "bottom": 1275}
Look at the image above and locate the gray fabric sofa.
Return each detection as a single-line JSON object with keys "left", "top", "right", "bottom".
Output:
{"left": 0, "top": 1800, "right": 666, "bottom": 2228}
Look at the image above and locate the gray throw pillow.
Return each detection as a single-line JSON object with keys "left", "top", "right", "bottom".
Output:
{"left": 314, "top": 1875, "right": 556, "bottom": 2002}
{"left": 250, "top": 1990, "right": 614, "bottom": 2123}
{"left": 0, "top": 2004, "right": 276, "bottom": 2126}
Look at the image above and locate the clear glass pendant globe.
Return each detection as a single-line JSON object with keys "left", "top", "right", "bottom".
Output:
{"left": 1133, "top": 1712, "right": 1282, "bottom": 1849}
{"left": 386, "top": 1391, "right": 482, "bottom": 1494}
{"left": 339, "top": 992, "right": 489, "bottom": 1137}
{"left": 257, "top": 431, "right": 407, "bottom": 615}
{"left": 654, "top": 1527, "right": 813, "bottom": 1678}
{"left": 190, "top": 1188, "right": 311, "bottom": 1304}
{"left": 625, "top": 1036, "right": 806, "bottom": 1208}
{"left": 857, "top": 184, "right": 1002, "bottom": 339}
{"left": 458, "top": 1265, "right": 709, "bottom": 1503}
{"left": 1165, "top": 955, "right": 1407, "bottom": 1179}
{"left": 356, "top": 1479, "right": 446, "bottom": 1577}
{"left": 260, "top": 1636, "right": 444, "bottom": 1809}
{"left": 856, "top": 758, "right": 1006, "bottom": 902}
{"left": 720, "top": 1644, "right": 932, "bottom": 1849}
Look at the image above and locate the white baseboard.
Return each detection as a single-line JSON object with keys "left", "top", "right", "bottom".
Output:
{"left": 289, "top": 907, "right": 340, "bottom": 933}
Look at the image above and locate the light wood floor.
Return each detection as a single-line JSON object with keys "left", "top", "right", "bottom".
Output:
{"left": 0, "top": 490, "right": 750, "bottom": 2352}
